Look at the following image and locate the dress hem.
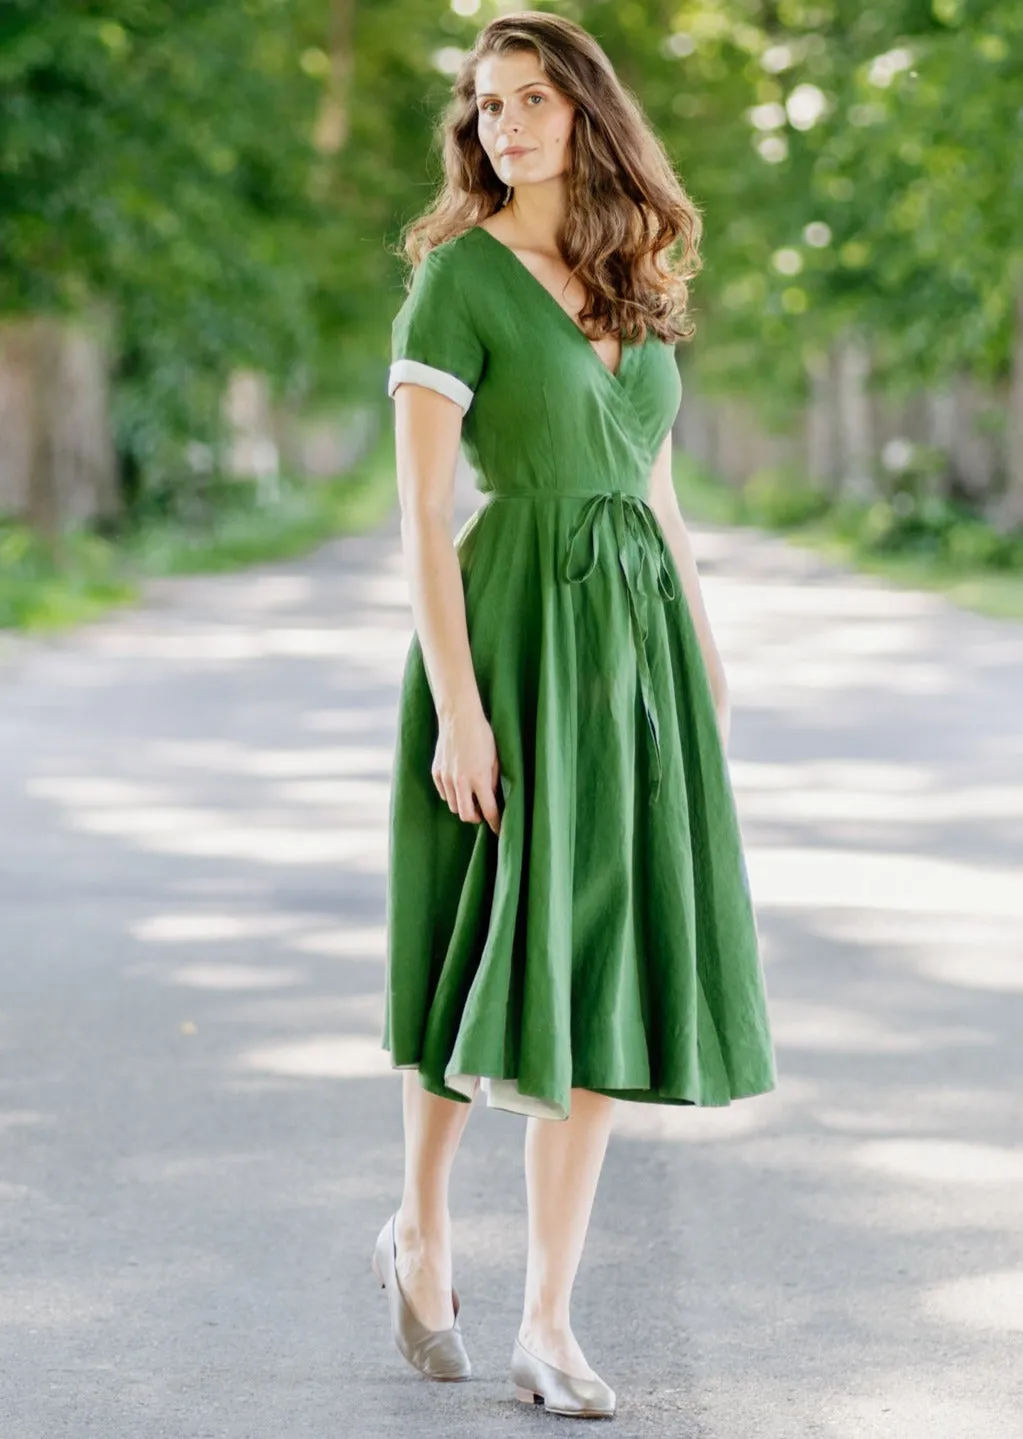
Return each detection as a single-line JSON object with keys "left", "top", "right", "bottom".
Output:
{"left": 387, "top": 1052, "right": 777, "bottom": 1120}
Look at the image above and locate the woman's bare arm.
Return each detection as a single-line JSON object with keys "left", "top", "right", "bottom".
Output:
{"left": 392, "top": 382, "right": 501, "bottom": 832}
{"left": 645, "top": 430, "right": 731, "bottom": 749}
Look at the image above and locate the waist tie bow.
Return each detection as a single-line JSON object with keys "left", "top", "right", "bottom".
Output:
{"left": 562, "top": 491, "right": 678, "bottom": 800}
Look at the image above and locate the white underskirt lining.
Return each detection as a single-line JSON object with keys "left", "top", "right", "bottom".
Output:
{"left": 393, "top": 1064, "right": 567, "bottom": 1120}
{"left": 446, "top": 1073, "right": 566, "bottom": 1121}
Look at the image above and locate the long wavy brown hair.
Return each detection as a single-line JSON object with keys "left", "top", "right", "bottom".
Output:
{"left": 396, "top": 11, "right": 702, "bottom": 345}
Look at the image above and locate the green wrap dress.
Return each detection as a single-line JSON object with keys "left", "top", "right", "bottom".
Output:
{"left": 383, "top": 224, "right": 776, "bottom": 1120}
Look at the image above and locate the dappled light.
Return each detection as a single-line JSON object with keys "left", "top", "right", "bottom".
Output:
{"left": 154, "top": 741, "right": 393, "bottom": 778}
{"left": 923, "top": 1269, "right": 1023, "bottom": 1335}
{"left": 851, "top": 1139, "right": 1023, "bottom": 1185}
{"left": 4, "top": 414, "right": 1021, "bottom": 1435}
{"left": 161, "top": 964, "right": 306, "bottom": 993}
{"left": 49, "top": 799, "right": 385, "bottom": 868}
{"left": 301, "top": 706, "right": 397, "bottom": 734}
{"left": 130, "top": 912, "right": 311, "bottom": 943}
{"left": 733, "top": 761, "right": 1023, "bottom": 825}
{"left": 747, "top": 846, "right": 1023, "bottom": 919}
{"left": 767, "top": 999, "right": 984, "bottom": 1055}
{"left": 914, "top": 951, "right": 1023, "bottom": 994}
{"left": 800, "top": 911, "right": 1023, "bottom": 995}
{"left": 85, "top": 623, "right": 414, "bottom": 668}
{"left": 613, "top": 1092, "right": 785, "bottom": 1144}
{"left": 238, "top": 1034, "right": 393, "bottom": 1081}
{"left": 3, "top": 0, "right": 1021, "bottom": 1431}
{"left": 823, "top": 1389, "right": 1019, "bottom": 1439}
{"left": 288, "top": 927, "right": 386, "bottom": 960}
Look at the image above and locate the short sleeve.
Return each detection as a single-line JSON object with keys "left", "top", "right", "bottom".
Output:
{"left": 387, "top": 244, "right": 485, "bottom": 415}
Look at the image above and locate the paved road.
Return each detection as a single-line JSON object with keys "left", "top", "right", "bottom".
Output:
{"left": 2, "top": 470, "right": 1022, "bottom": 1439}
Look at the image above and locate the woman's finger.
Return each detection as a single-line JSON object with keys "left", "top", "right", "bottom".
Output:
{"left": 454, "top": 776, "right": 480, "bottom": 824}
{"left": 436, "top": 771, "right": 458, "bottom": 814}
{"left": 474, "top": 778, "right": 501, "bottom": 836}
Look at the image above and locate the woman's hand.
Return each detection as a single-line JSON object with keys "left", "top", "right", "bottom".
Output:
{"left": 432, "top": 702, "right": 502, "bottom": 835}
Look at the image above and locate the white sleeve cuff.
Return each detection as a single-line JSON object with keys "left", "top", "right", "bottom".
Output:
{"left": 387, "top": 359, "right": 474, "bottom": 414}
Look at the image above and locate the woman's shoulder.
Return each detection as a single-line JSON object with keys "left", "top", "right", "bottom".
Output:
{"left": 410, "top": 227, "right": 485, "bottom": 275}
{"left": 389, "top": 229, "right": 489, "bottom": 397}
{"left": 398, "top": 230, "right": 487, "bottom": 320}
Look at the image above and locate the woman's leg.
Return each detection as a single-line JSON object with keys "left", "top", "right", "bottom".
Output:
{"left": 394, "top": 1070, "right": 474, "bottom": 1330}
{"left": 520, "top": 1088, "right": 616, "bottom": 1377}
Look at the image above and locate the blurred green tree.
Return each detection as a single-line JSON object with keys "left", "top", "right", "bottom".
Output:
{"left": 2, "top": 0, "right": 1020, "bottom": 521}
{"left": 1, "top": 0, "right": 336, "bottom": 499}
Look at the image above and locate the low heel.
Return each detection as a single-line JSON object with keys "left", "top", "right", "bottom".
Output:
{"left": 510, "top": 1338, "right": 616, "bottom": 1419}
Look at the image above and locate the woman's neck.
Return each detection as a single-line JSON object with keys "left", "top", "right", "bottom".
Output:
{"left": 500, "top": 180, "right": 567, "bottom": 255}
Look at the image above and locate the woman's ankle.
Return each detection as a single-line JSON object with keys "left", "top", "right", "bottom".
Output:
{"left": 521, "top": 1282, "right": 571, "bottom": 1332}
{"left": 519, "top": 1309, "right": 572, "bottom": 1347}
{"left": 394, "top": 1205, "right": 452, "bottom": 1267}
{"left": 517, "top": 1318, "right": 594, "bottom": 1380}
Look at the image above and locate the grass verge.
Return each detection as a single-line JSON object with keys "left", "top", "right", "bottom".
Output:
{"left": 673, "top": 454, "right": 1023, "bottom": 622}
{"left": 1, "top": 428, "right": 397, "bottom": 633}
{"left": 7, "top": 438, "right": 1019, "bottom": 631}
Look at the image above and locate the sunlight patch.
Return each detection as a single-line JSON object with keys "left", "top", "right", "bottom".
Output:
{"left": 746, "top": 847, "right": 1023, "bottom": 920}
{"left": 289, "top": 927, "right": 386, "bottom": 960}
{"left": 166, "top": 964, "right": 305, "bottom": 992}
{"left": 923, "top": 1268, "right": 1023, "bottom": 1335}
{"left": 825, "top": 1387, "right": 1020, "bottom": 1439}
{"left": 852, "top": 1139, "right": 1023, "bottom": 1185}
{"left": 131, "top": 913, "right": 306, "bottom": 943}
{"left": 768, "top": 1000, "right": 977, "bottom": 1055}
{"left": 238, "top": 1034, "right": 394, "bottom": 1080}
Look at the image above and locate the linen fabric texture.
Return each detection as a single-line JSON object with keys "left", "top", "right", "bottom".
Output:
{"left": 384, "top": 226, "right": 776, "bottom": 1120}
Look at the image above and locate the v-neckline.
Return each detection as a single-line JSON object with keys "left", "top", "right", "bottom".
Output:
{"left": 470, "top": 225, "right": 633, "bottom": 384}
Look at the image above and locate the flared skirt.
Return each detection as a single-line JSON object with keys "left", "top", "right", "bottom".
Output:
{"left": 382, "top": 491, "right": 777, "bottom": 1120}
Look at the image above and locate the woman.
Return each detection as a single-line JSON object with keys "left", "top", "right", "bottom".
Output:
{"left": 374, "top": 10, "right": 776, "bottom": 1421}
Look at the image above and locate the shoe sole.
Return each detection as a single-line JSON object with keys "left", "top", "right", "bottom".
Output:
{"left": 514, "top": 1386, "right": 615, "bottom": 1418}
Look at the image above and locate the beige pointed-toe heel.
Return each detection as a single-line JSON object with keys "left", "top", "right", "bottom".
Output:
{"left": 511, "top": 1337, "right": 616, "bottom": 1419}
{"left": 372, "top": 1215, "right": 471, "bottom": 1381}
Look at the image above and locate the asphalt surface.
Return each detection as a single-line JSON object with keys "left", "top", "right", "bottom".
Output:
{"left": 2, "top": 468, "right": 1022, "bottom": 1439}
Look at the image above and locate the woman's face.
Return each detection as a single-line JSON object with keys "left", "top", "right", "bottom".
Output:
{"left": 474, "top": 49, "right": 575, "bottom": 191}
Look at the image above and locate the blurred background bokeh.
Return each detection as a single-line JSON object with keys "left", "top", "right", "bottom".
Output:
{"left": 2, "top": 0, "right": 1022, "bottom": 626}
{"left": 4, "top": 11, "right": 1023, "bottom": 1435}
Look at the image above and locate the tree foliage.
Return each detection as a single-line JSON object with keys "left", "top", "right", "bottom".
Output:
{"left": 2, "top": 0, "right": 1020, "bottom": 500}
{"left": 1, "top": 0, "right": 333, "bottom": 490}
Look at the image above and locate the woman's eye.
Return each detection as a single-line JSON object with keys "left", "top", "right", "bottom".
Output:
{"left": 479, "top": 95, "right": 544, "bottom": 115}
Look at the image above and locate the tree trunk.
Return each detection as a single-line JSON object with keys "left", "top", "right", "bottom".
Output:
{"left": 0, "top": 315, "right": 118, "bottom": 538}
{"left": 26, "top": 320, "right": 63, "bottom": 550}
{"left": 671, "top": 366, "right": 719, "bottom": 474}
{"left": 834, "top": 331, "right": 875, "bottom": 501}
{"left": 805, "top": 346, "right": 837, "bottom": 492}
{"left": 314, "top": 0, "right": 355, "bottom": 156}
{"left": 1002, "top": 272, "right": 1023, "bottom": 526}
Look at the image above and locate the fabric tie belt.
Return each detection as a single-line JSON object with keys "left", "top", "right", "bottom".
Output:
{"left": 561, "top": 491, "right": 678, "bottom": 800}
{"left": 485, "top": 488, "right": 679, "bottom": 798}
